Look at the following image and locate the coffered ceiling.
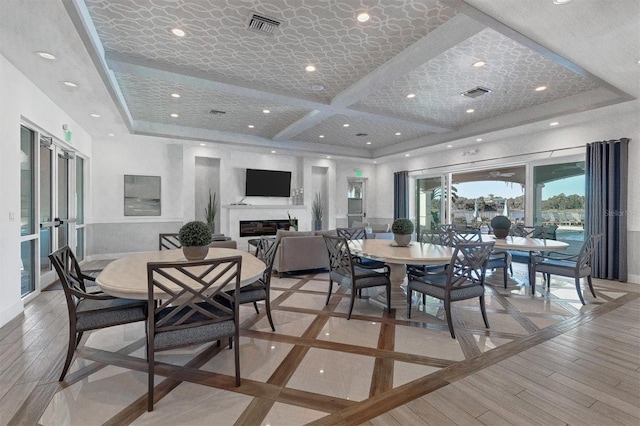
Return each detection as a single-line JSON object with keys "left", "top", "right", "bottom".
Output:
{"left": 1, "top": 0, "right": 638, "bottom": 159}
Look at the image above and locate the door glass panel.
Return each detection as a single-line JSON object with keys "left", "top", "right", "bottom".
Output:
{"left": 347, "top": 180, "right": 364, "bottom": 226}
{"left": 40, "top": 145, "right": 52, "bottom": 274}
{"left": 20, "top": 127, "right": 35, "bottom": 236}
{"left": 76, "top": 157, "right": 84, "bottom": 225}
{"left": 76, "top": 228, "right": 85, "bottom": 261}
{"left": 533, "top": 161, "right": 585, "bottom": 255}
{"left": 21, "top": 240, "right": 35, "bottom": 297}
{"left": 57, "top": 153, "right": 69, "bottom": 248}
{"left": 416, "top": 176, "right": 444, "bottom": 235}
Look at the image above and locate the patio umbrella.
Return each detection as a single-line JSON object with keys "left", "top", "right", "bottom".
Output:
{"left": 473, "top": 199, "right": 479, "bottom": 220}
{"left": 503, "top": 201, "right": 509, "bottom": 218}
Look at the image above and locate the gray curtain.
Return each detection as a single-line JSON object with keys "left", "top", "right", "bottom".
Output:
{"left": 585, "top": 138, "right": 629, "bottom": 281}
{"left": 394, "top": 171, "right": 409, "bottom": 219}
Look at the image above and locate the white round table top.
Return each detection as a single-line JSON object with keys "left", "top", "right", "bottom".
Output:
{"left": 96, "top": 248, "right": 265, "bottom": 300}
{"left": 482, "top": 235, "right": 569, "bottom": 251}
{"left": 348, "top": 239, "right": 453, "bottom": 265}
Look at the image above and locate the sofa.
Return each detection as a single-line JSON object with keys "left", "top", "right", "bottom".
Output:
{"left": 272, "top": 230, "right": 333, "bottom": 276}
{"left": 351, "top": 221, "right": 394, "bottom": 240}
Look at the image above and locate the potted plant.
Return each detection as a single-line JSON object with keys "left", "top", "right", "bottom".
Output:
{"left": 312, "top": 193, "right": 324, "bottom": 231}
{"left": 287, "top": 212, "right": 298, "bottom": 231}
{"left": 490, "top": 215, "right": 512, "bottom": 239}
{"left": 391, "top": 218, "right": 414, "bottom": 246}
{"left": 204, "top": 190, "right": 218, "bottom": 233}
{"left": 179, "top": 221, "right": 212, "bottom": 260}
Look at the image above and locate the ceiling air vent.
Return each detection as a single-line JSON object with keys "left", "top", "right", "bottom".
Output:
{"left": 247, "top": 13, "right": 281, "bottom": 35}
{"left": 209, "top": 109, "right": 226, "bottom": 115}
{"left": 461, "top": 86, "right": 491, "bottom": 98}
{"left": 355, "top": 133, "right": 368, "bottom": 137}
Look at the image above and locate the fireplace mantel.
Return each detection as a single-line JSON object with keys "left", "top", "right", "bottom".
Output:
{"left": 222, "top": 205, "right": 309, "bottom": 240}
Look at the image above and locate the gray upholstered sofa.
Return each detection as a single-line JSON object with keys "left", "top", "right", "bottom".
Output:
{"left": 272, "top": 230, "right": 333, "bottom": 276}
{"left": 351, "top": 221, "right": 393, "bottom": 240}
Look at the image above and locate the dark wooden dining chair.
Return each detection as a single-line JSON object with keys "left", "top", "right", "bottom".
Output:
{"left": 49, "top": 246, "right": 147, "bottom": 381}
{"left": 337, "top": 227, "right": 386, "bottom": 269}
{"left": 407, "top": 241, "right": 495, "bottom": 339}
{"left": 532, "top": 234, "right": 602, "bottom": 304}
{"left": 323, "top": 235, "right": 391, "bottom": 319}
{"left": 159, "top": 233, "right": 181, "bottom": 250}
{"left": 146, "top": 256, "right": 242, "bottom": 411}
{"left": 230, "top": 236, "right": 280, "bottom": 331}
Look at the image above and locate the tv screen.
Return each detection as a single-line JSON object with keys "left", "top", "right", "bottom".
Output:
{"left": 245, "top": 169, "right": 291, "bottom": 197}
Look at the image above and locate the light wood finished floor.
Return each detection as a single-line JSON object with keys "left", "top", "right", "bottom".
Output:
{"left": 1, "top": 262, "right": 639, "bottom": 425}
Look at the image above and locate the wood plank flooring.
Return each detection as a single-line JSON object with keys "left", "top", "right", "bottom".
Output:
{"left": 1, "top": 262, "right": 639, "bottom": 425}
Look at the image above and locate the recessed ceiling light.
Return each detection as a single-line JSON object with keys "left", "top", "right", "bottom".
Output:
{"left": 535, "top": 86, "right": 547, "bottom": 91}
{"left": 550, "top": 121, "right": 559, "bottom": 126}
{"left": 263, "top": 109, "right": 270, "bottom": 114}
{"left": 271, "top": 150, "right": 276, "bottom": 154}
{"left": 171, "top": 93, "right": 180, "bottom": 98}
{"left": 447, "top": 144, "right": 453, "bottom": 148}
{"left": 326, "top": 156, "right": 331, "bottom": 159}
{"left": 311, "top": 84, "right": 325, "bottom": 91}
{"left": 90, "top": 113, "right": 100, "bottom": 118}
{"left": 247, "top": 125, "right": 254, "bottom": 129}
{"left": 476, "top": 138, "right": 483, "bottom": 142}
{"left": 343, "top": 123, "right": 349, "bottom": 127}
{"left": 405, "top": 154, "right": 410, "bottom": 157}
{"left": 305, "top": 64, "right": 316, "bottom": 72}
{"left": 357, "top": 12, "right": 370, "bottom": 22}
{"left": 108, "top": 133, "right": 115, "bottom": 137}
{"left": 171, "top": 28, "right": 185, "bottom": 37}
{"left": 553, "top": 0, "right": 572, "bottom": 4}
{"left": 199, "top": 143, "right": 206, "bottom": 146}
{"left": 395, "top": 132, "right": 401, "bottom": 136}
{"left": 170, "top": 113, "right": 179, "bottom": 118}
{"left": 406, "top": 93, "right": 416, "bottom": 99}
{"left": 472, "top": 60, "right": 486, "bottom": 67}
{"left": 63, "top": 81, "right": 77, "bottom": 87}
{"left": 366, "top": 141, "right": 372, "bottom": 145}
{"left": 466, "top": 108, "right": 475, "bottom": 113}
{"left": 373, "top": 160, "right": 377, "bottom": 164}
{"left": 37, "top": 51, "right": 56, "bottom": 60}
{"left": 319, "top": 135, "right": 324, "bottom": 138}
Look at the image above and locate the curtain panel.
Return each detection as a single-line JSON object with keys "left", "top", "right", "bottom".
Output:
{"left": 585, "top": 138, "right": 629, "bottom": 281}
{"left": 394, "top": 171, "right": 409, "bottom": 220}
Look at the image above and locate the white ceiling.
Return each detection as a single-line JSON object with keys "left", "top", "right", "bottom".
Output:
{"left": 1, "top": 0, "right": 638, "bottom": 159}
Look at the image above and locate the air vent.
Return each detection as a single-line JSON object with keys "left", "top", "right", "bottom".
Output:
{"left": 461, "top": 86, "right": 491, "bottom": 98}
{"left": 209, "top": 109, "right": 226, "bottom": 115}
{"left": 355, "top": 133, "right": 368, "bottom": 137}
{"left": 247, "top": 13, "right": 281, "bottom": 35}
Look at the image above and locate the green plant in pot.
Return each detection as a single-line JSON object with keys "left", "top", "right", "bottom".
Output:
{"left": 312, "top": 193, "right": 323, "bottom": 231}
{"left": 391, "top": 218, "right": 414, "bottom": 246}
{"left": 204, "top": 190, "right": 218, "bottom": 233}
{"left": 490, "top": 215, "right": 512, "bottom": 239}
{"left": 179, "top": 221, "right": 213, "bottom": 260}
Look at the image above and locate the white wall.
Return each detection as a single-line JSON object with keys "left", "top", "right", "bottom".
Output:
{"left": 0, "top": 54, "right": 93, "bottom": 327}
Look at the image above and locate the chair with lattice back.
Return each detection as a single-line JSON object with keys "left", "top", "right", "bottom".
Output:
{"left": 407, "top": 241, "right": 495, "bottom": 339}
{"left": 159, "top": 233, "right": 181, "bottom": 250}
{"left": 323, "top": 235, "right": 391, "bottom": 319}
{"left": 146, "top": 256, "right": 242, "bottom": 411}
{"left": 336, "top": 227, "right": 386, "bottom": 269}
{"left": 49, "top": 246, "right": 147, "bottom": 381}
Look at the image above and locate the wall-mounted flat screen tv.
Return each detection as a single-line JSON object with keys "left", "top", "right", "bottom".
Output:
{"left": 245, "top": 168, "right": 291, "bottom": 197}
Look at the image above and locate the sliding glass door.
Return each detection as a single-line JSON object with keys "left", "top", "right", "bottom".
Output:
{"left": 415, "top": 175, "right": 446, "bottom": 236}
{"left": 20, "top": 126, "right": 37, "bottom": 297}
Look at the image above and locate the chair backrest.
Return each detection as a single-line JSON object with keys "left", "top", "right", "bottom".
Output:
{"left": 511, "top": 225, "right": 535, "bottom": 237}
{"left": 336, "top": 227, "right": 367, "bottom": 240}
{"left": 159, "top": 233, "right": 182, "bottom": 250}
{"left": 578, "top": 233, "right": 603, "bottom": 270}
{"left": 256, "top": 236, "right": 280, "bottom": 284}
{"left": 323, "top": 235, "right": 354, "bottom": 278}
{"left": 438, "top": 225, "right": 456, "bottom": 247}
{"left": 49, "top": 246, "right": 99, "bottom": 312}
{"left": 452, "top": 229, "right": 481, "bottom": 245}
{"left": 146, "top": 256, "right": 242, "bottom": 344}
{"left": 418, "top": 230, "right": 442, "bottom": 245}
{"left": 446, "top": 241, "right": 495, "bottom": 289}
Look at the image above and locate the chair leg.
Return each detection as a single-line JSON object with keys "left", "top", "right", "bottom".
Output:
{"left": 347, "top": 289, "right": 356, "bottom": 320}
{"left": 422, "top": 294, "right": 426, "bottom": 307}
{"left": 575, "top": 277, "right": 586, "bottom": 305}
{"left": 502, "top": 266, "right": 508, "bottom": 289}
{"left": 386, "top": 284, "right": 391, "bottom": 313}
{"left": 233, "top": 335, "right": 241, "bottom": 387}
{"left": 546, "top": 273, "right": 551, "bottom": 290}
{"left": 529, "top": 264, "right": 536, "bottom": 295}
{"left": 444, "top": 299, "right": 455, "bottom": 339}
{"left": 148, "top": 335, "right": 154, "bottom": 411}
{"left": 59, "top": 328, "right": 77, "bottom": 381}
{"left": 325, "top": 280, "right": 334, "bottom": 306}
{"left": 587, "top": 275, "right": 597, "bottom": 298}
{"left": 479, "top": 295, "right": 490, "bottom": 329}
{"left": 252, "top": 301, "right": 260, "bottom": 314}
{"left": 75, "top": 331, "right": 84, "bottom": 349}
{"left": 265, "top": 297, "right": 275, "bottom": 332}
{"left": 407, "top": 288, "right": 412, "bottom": 319}
{"left": 509, "top": 263, "right": 513, "bottom": 277}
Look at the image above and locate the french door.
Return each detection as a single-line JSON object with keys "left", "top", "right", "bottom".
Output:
{"left": 415, "top": 175, "right": 447, "bottom": 236}
{"left": 347, "top": 178, "right": 367, "bottom": 226}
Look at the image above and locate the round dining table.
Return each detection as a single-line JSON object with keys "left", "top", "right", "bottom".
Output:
{"left": 97, "top": 248, "right": 266, "bottom": 299}
{"left": 482, "top": 234, "right": 569, "bottom": 252}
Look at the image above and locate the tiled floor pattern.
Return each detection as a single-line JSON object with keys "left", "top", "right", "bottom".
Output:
{"left": 2, "top": 264, "right": 639, "bottom": 425}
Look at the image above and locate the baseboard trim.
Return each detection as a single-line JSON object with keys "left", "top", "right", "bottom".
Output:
{"left": 0, "top": 300, "right": 25, "bottom": 329}
{"left": 628, "top": 274, "right": 640, "bottom": 284}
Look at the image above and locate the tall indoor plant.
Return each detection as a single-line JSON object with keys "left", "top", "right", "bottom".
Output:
{"left": 204, "top": 190, "right": 218, "bottom": 233}
{"left": 312, "top": 193, "right": 324, "bottom": 231}
{"left": 179, "top": 221, "right": 212, "bottom": 260}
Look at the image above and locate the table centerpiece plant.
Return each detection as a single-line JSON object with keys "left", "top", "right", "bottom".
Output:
{"left": 490, "top": 215, "right": 511, "bottom": 239}
{"left": 179, "top": 220, "right": 213, "bottom": 260}
{"left": 391, "top": 218, "right": 414, "bottom": 246}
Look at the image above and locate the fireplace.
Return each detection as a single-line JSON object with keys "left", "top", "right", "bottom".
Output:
{"left": 239, "top": 219, "right": 297, "bottom": 237}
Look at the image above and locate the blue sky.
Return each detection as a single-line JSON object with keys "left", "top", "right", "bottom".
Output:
{"left": 456, "top": 175, "right": 585, "bottom": 199}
